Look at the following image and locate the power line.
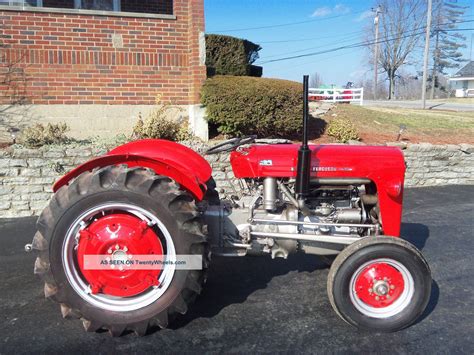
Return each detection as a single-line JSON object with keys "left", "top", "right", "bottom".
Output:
{"left": 258, "top": 29, "right": 367, "bottom": 44}
{"left": 270, "top": 49, "right": 364, "bottom": 75}
{"left": 209, "top": 10, "right": 366, "bottom": 33}
{"left": 261, "top": 32, "right": 365, "bottom": 60}
{"left": 256, "top": 20, "right": 474, "bottom": 65}
{"left": 260, "top": 10, "right": 474, "bottom": 46}
{"left": 257, "top": 31, "right": 426, "bottom": 65}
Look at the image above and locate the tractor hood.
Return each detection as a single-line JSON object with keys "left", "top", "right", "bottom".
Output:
{"left": 230, "top": 144, "right": 406, "bottom": 181}
{"left": 230, "top": 143, "right": 406, "bottom": 238}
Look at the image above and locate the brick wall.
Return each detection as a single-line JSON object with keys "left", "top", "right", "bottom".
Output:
{"left": 0, "top": 0, "right": 204, "bottom": 106}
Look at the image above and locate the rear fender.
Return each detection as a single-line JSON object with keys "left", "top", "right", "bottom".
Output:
{"left": 107, "top": 139, "right": 212, "bottom": 183}
{"left": 53, "top": 140, "right": 212, "bottom": 200}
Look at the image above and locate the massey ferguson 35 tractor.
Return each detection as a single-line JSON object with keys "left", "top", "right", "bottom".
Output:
{"left": 29, "top": 76, "right": 431, "bottom": 336}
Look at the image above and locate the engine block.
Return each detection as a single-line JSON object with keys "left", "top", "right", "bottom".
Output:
{"left": 204, "top": 177, "right": 381, "bottom": 258}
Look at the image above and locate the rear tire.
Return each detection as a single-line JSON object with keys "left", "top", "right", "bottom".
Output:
{"left": 327, "top": 236, "right": 431, "bottom": 332}
{"left": 32, "top": 165, "right": 209, "bottom": 336}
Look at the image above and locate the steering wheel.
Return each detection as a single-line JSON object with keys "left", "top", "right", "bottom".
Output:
{"left": 205, "top": 135, "right": 257, "bottom": 155}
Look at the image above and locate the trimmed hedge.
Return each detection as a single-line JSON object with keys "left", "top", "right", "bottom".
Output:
{"left": 205, "top": 34, "right": 262, "bottom": 77}
{"left": 201, "top": 76, "right": 303, "bottom": 137}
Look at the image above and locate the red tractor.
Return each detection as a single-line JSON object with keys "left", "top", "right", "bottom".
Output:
{"left": 29, "top": 76, "right": 431, "bottom": 336}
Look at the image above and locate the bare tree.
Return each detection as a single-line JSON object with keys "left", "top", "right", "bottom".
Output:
{"left": 309, "top": 72, "right": 323, "bottom": 88}
{"left": 354, "top": 76, "right": 388, "bottom": 100}
{"left": 370, "top": 0, "right": 426, "bottom": 99}
{"left": 0, "top": 25, "right": 28, "bottom": 141}
{"left": 395, "top": 69, "right": 422, "bottom": 99}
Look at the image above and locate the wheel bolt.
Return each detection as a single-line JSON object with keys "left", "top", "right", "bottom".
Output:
{"left": 145, "top": 275, "right": 159, "bottom": 286}
{"left": 137, "top": 220, "right": 149, "bottom": 237}
{"left": 90, "top": 283, "right": 102, "bottom": 294}
{"left": 79, "top": 230, "right": 92, "bottom": 240}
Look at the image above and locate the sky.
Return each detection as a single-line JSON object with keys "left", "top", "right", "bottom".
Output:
{"left": 205, "top": 0, "right": 474, "bottom": 86}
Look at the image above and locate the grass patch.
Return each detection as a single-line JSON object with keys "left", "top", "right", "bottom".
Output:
{"left": 322, "top": 104, "right": 474, "bottom": 144}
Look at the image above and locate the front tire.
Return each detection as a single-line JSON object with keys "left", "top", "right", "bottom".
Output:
{"left": 327, "top": 236, "right": 431, "bottom": 332}
{"left": 32, "top": 165, "right": 209, "bottom": 336}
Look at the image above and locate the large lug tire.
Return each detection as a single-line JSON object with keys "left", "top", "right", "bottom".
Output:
{"left": 32, "top": 165, "right": 209, "bottom": 336}
{"left": 327, "top": 236, "right": 431, "bottom": 332}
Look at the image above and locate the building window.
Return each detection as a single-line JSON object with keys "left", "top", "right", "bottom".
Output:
{"left": 0, "top": 0, "right": 173, "bottom": 15}
{"left": 0, "top": 0, "right": 41, "bottom": 6}
{"left": 75, "top": 0, "right": 117, "bottom": 11}
{"left": 121, "top": 0, "right": 171, "bottom": 15}
{"left": 42, "top": 0, "right": 74, "bottom": 9}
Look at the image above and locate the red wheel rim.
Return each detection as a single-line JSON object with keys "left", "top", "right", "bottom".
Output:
{"left": 353, "top": 262, "right": 405, "bottom": 308}
{"left": 77, "top": 213, "right": 164, "bottom": 297}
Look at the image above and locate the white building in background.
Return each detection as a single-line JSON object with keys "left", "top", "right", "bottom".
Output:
{"left": 449, "top": 61, "right": 474, "bottom": 97}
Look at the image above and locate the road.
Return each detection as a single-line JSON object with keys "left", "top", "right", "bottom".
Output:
{"left": 1, "top": 185, "right": 473, "bottom": 353}
{"left": 364, "top": 99, "right": 474, "bottom": 111}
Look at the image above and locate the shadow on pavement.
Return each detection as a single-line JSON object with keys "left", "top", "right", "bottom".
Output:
{"left": 414, "top": 280, "right": 440, "bottom": 326}
{"left": 401, "top": 222, "right": 439, "bottom": 323}
{"left": 162, "top": 253, "right": 327, "bottom": 333}
{"left": 401, "top": 222, "right": 430, "bottom": 250}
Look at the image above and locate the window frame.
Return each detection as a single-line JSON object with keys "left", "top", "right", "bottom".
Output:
{"left": 0, "top": 0, "right": 175, "bottom": 19}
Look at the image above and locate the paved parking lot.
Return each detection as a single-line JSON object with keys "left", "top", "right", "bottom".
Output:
{"left": 0, "top": 185, "right": 473, "bottom": 353}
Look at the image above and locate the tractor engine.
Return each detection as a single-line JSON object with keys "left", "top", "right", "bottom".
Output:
{"left": 205, "top": 177, "right": 380, "bottom": 259}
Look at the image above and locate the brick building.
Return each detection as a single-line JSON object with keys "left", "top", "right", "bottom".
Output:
{"left": 0, "top": 0, "right": 207, "bottom": 140}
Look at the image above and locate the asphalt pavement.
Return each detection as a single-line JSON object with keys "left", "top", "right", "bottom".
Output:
{"left": 364, "top": 99, "right": 474, "bottom": 111}
{"left": 1, "top": 185, "right": 473, "bottom": 354}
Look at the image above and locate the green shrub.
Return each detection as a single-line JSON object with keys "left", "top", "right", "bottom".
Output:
{"left": 326, "top": 118, "right": 359, "bottom": 143}
{"left": 21, "top": 122, "right": 70, "bottom": 147}
{"left": 205, "top": 34, "right": 262, "bottom": 77}
{"left": 132, "top": 95, "right": 191, "bottom": 141}
{"left": 201, "top": 76, "right": 303, "bottom": 138}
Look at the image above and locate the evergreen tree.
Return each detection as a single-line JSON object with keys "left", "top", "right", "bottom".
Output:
{"left": 430, "top": 0, "right": 469, "bottom": 98}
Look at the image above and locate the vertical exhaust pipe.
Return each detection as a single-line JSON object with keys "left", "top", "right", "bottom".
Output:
{"left": 295, "top": 75, "right": 311, "bottom": 200}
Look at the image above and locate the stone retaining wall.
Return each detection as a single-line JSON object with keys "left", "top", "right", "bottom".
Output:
{"left": 0, "top": 142, "right": 472, "bottom": 218}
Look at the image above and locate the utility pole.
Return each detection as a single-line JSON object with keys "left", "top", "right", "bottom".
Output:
{"left": 421, "top": 0, "right": 433, "bottom": 109}
{"left": 373, "top": 5, "right": 382, "bottom": 100}
{"left": 430, "top": 2, "right": 441, "bottom": 100}
{"left": 429, "top": 28, "right": 439, "bottom": 100}
{"left": 470, "top": 33, "right": 473, "bottom": 60}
